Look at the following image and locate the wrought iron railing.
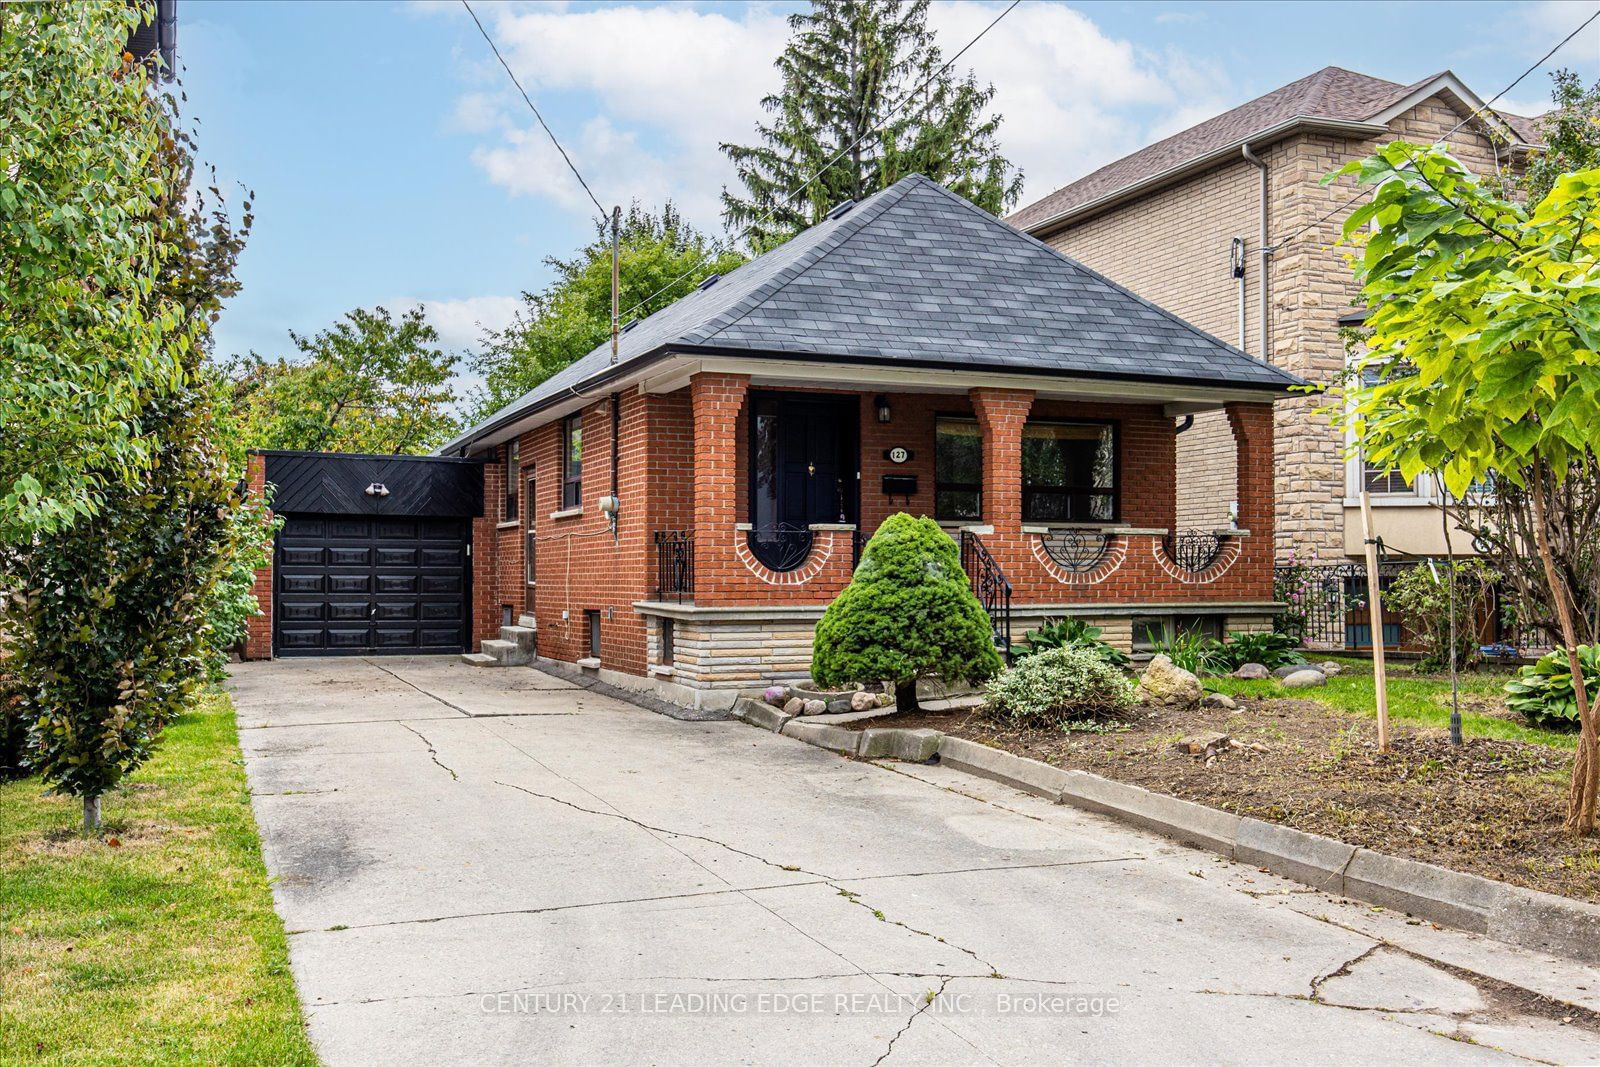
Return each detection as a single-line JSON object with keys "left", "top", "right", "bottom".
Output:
{"left": 1038, "top": 528, "right": 1112, "bottom": 572}
{"left": 960, "top": 530, "right": 1012, "bottom": 661}
{"left": 1274, "top": 561, "right": 1404, "bottom": 649}
{"left": 852, "top": 528, "right": 867, "bottom": 569}
{"left": 746, "top": 523, "right": 814, "bottom": 572}
{"left": 653, "top": 529, "right": 693, "bottom": 602}
{"left": 1164, "top": 529, "right": 1226, "bottom": 573}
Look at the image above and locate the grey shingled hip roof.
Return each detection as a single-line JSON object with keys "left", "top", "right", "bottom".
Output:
{"left": 442, "top": 173, "right": 1303, "bottom": 455}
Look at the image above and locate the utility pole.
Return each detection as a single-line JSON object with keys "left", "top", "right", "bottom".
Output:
{"left": 609, "top": 205, "right": 621, "bottom": 364}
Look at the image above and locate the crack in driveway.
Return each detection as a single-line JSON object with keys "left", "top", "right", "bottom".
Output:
{"left": 397, "top": 723, "right": 458, "bottom": 780}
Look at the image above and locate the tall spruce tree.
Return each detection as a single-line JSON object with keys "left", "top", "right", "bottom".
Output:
{"left": 720, "top": 0, "right": 1021, "bottom": 249}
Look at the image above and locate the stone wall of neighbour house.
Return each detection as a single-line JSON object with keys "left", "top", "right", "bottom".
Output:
{"left": 471, "top": 389, "right": 693, "bottom": 678}
{"left": 243, "top": 452, "right": 273, "bottom": 660}
{"left": 1039, "top": 93, "right": 1519, "bottom": 563}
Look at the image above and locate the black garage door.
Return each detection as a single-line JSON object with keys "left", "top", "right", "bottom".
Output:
{"left": 274, "top": 515, "right": 470, "bottom": 655}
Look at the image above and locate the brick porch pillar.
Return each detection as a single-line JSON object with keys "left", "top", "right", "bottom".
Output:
{"left": 1227, "top": 401, "right": 1276, "bottom": 597}
{"left": 690, "top": 372, "right": 750, "bottom": 604}
{"left": 243, "top": 452, "right": 273, "bottom": 660}
{"left": 969, "top": 387, "right": 1034, "bottom": 534}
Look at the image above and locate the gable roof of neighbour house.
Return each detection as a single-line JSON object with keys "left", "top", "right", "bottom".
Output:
{"left": 441, "top": 174, "right": 1303, "bottom": 455}
{"left": 1008, "top": 66, "right": 1542, "bottom": 235}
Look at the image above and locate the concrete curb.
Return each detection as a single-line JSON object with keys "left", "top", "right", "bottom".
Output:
{"left": 736, "top": 714, "right": 1600, "bottom": 966}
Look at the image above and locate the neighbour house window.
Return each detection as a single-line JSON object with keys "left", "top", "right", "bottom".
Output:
{"left": 562, "top": 414, "right": 583, "bottom": 509}
{"left": 1021, "top": 421, "right": 1117, "bottom": 522}
{"left": 1356, "top": 366, "right": 1415, "bottom": 496}
{"left": 504, "top": 441, "right": 520, "bottom": 521}
{"left": 934, "top": 418, "right": 983, "bottom": 522}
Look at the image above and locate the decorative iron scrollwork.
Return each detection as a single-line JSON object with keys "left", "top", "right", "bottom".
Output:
{"left": 653, "top": 529, "right": 693, "bottom": 602}
{"left": 1038, "top": 528, "right": 1112, "bottom": 572}
{"left": 746, "top": 523, "right": 815, "bottom": 573}
{"left": 959, "top": 530, "right": 1012, "bottom": 659}
{"left": 1164, "top": 530, "right": 1225, "bottom": 573}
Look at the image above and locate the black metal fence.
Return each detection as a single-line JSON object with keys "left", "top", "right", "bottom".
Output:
{"left": 1274, "top": 560, "right": 1550, "bottom": 655}
{"left": 653, "top": 529, "right": 693, "bottom": 602}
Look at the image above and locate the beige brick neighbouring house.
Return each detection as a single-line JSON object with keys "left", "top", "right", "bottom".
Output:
{"left": 1010, "top": 67, "right": 1543, "bottom": 565}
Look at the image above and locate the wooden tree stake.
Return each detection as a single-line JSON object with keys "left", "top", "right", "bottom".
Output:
{"left": 1360, "top": 490, "right": 1390, "bottom": 752}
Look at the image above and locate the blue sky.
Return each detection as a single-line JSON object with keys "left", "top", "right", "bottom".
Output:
{"left": 183, "top": 0, "right": 1600, "bottom": 369}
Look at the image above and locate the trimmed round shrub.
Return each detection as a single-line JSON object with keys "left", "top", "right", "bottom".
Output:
{"left": 983, "top": 645, "right": 1137, "bottom": 727}
{"left": 812, "top": 513, "right": 1003, "bottom": 710}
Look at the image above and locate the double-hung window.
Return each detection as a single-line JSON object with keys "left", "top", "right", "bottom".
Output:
{"left": 562, "top": 414, "right": 583, "bottom": 509}
{"left": 934, "top": 417, "right": 982, "bottom": 521}
{"left": 1021, "top": 420, "right": 1117, "bottom": 522}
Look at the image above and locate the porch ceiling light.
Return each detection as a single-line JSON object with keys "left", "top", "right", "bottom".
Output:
{"left": 875, "top": 395, "right": 891, "bottom": 423}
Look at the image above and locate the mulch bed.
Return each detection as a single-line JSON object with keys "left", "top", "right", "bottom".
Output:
{"left": 846, "top": 698, "right": 1598, "bottom": 903}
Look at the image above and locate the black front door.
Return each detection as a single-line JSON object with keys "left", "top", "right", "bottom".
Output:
{"left": 749, "top": 393, "right": 857, "bottom": 569}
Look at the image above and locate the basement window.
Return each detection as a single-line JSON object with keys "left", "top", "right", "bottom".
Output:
{"left": 586, "top": 609, "right": 601, "bottom": 659}
{"left": 660, "top": 618, "right": 675, "bottom": 666}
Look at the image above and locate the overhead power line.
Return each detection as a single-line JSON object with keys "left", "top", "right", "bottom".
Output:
{"left": 460, "top": 0, "right": 608, "bottom": 221}
{"left": 1266, "top": 5, "right": 1599, "bottom": 253}
{"left": 617, "top": 0, "right": 1024, "bottom": 321}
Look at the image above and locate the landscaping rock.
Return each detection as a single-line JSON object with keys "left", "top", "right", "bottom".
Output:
{"left": 849, "top": 691, "right": 878, "bottom": 712}
{"left": 1137, "top": 654, "right": 1202, "bottom": 709}
{"left": 1232, "top": 663, "right": 1270, "bottom": 680}
{"left": 1317, "top": 661, "right": 1343, "bottom": 677}
{"left": 826, "top": 697, "right": 856, "bottom": 714}
{"left": 876, "top": 692, "right": 894, "bottom": 707}
{"left": 1272, "top": 664, "right": 1304, "bottom": 679}
{"left": 1175, "top": 732, "right": 1231, "bottom": 758}
{"left": 1201, "top": 692, "right": 1238, "bottom": 710}
{"left": 783, "top": 697, "right": 805, "bottom": 716}
{"left": 802, "top": 699, "right": 828, "bottom": 716}
{"left": 1282, "top": 669, "right": 1327, "bottom": 689}
{"left": 764, "top": 686, "right": 789, "bottom": 707}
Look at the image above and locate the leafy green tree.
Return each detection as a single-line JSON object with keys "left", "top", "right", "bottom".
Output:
{"left": 228, "top": 306, "right": 460, "bottom": 455}
{"left": 0, "top": 3, "right": 186, "bottom": 540}
{"left": 720, "top": 0, "right": 1022, "bottom": 250}
{"left": 2, "top": 49, "right": 257, "bottom": 829}
{"left": 1520, "top": 68, "right": 1600, "bottom": 205}
{"left": 469, "top": 202, "right": 743, "bottom": 422}
{"left": 812, "top": 514, "right": 1002, "bottom": 711}
{"left": 1330, "top": 145, "right": 1600, "bottom": 834}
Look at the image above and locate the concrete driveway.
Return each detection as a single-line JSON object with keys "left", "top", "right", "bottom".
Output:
{"left": 232, "top": 657, "right": 1600, "bottom": 1066}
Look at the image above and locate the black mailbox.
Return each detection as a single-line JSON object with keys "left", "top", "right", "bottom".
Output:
{"left": 882, "top": 474, "right": 918, "bottom": 497}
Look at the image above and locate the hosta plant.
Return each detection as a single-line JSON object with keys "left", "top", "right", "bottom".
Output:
{"left": 1011, "top": 617, "right": 1131, "bottom": 669}
{"left": 1505, "top": 645, "right": 1599, "bottom": 731}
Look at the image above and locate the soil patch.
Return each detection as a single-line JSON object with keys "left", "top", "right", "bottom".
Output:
{"left": 851, "top": 698, "right": 1598, "bottom": 903}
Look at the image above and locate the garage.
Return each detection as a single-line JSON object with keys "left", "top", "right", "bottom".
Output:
{"left": 259, "top": 451, "right": 485, "bottom": 657}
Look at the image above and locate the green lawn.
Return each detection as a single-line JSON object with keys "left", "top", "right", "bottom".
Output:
{"left": 0, "top": 690, "right": 317, "bottom": 1066}
{"left": 1208, "top": 657, "right": 1578, "bottom": 749}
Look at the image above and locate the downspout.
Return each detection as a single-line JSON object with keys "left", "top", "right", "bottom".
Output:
{"left": 1241, "top": 143, "right": 1270, "bottom": 361}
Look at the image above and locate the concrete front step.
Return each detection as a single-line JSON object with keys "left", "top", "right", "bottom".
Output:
{"left": 499, "top": 624, "right": 536, "bottom": 652}
{"left": 460, "top": 652, "right": 498, "bottom": 667}
{"left": 480, "top": 638, "right": 533, "bottom": 666}
{"left": 518, "top": 615, "right": 537, "bottom": 631}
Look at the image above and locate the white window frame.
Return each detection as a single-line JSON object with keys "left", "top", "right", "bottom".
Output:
{"left": 1342, "top": 351, "right": 1431, "bottom": 507}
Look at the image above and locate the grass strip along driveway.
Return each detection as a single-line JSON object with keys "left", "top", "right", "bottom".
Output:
{"left": 1, "top": 690, "right": 316, "bottom": 1066}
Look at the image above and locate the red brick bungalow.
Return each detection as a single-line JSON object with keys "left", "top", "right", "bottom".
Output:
{"left": 430, "top": 175, "right": 1301, "bottom": 708}
{"left": 242, "top": 175, "right": 1300, "bottom": 706}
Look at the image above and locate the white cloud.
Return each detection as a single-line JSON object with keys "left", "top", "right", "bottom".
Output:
{"left": 431, "top": 1, "right": 1234, "bottom": 230}
{"left": 397, "top": 295, "right": 522, "bottom": 352}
